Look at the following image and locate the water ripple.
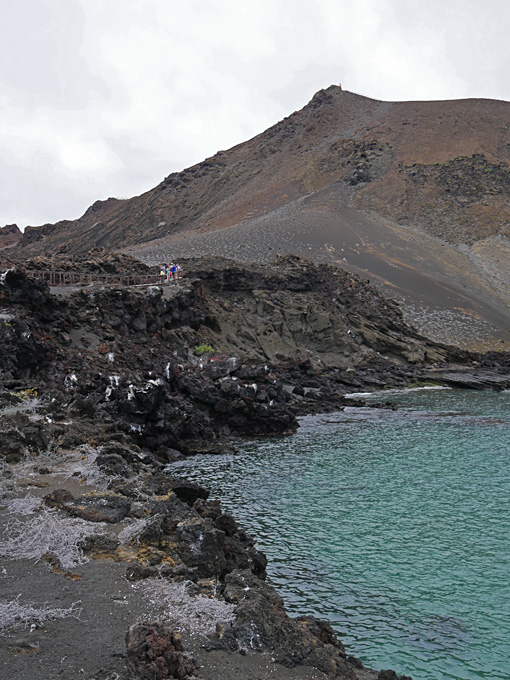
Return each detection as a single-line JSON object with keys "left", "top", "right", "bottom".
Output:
{"left": 169, "top": 389, "right": 510, "bottom": 679}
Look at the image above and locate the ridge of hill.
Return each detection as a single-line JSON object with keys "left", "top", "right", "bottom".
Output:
{"left": 8, "top": 87, "right": 510, "bottom": 348}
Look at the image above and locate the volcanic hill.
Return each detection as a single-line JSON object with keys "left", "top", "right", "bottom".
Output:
{"left": 10, "top": 86, "right": 510, "bottom": 348}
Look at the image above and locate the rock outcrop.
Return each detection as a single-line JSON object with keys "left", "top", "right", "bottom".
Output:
{"left": 0, "top": 224, "right": 22, "bottom": 249}
{"left": 2, "top": 252, "right": 510, "bottom": 679}
{"left": 2, "top": 253, "right": 509, "bottom": 466}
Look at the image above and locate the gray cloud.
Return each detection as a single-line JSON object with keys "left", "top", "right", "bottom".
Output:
{"left": 1, "top": 0, "right": 109, "bottom": 109}
{"left": 1, "top": 0, "right": 509, "bottom": 229}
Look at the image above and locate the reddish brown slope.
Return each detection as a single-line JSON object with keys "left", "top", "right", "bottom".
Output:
{"left": 13, "top": 87, "right": 510, "bottom": 255}
{"left": 11, "top": 87, "right": 510, "bottom": 348}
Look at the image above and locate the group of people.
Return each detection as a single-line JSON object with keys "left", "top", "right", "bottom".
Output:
{"left": 159, "top": 262, "right": 183, "bottom": 283}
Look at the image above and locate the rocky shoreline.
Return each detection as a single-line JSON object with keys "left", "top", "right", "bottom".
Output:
{"left": 1, "top": 252, "right": 509, "bottom": 679}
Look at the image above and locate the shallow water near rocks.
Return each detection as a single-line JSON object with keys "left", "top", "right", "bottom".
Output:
{"left": 171, "top": 389, "right": 510, "bottom": 679}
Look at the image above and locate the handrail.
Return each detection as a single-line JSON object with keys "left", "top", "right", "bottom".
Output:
{"left": 26, "top": 270, "right": 163, "bottom": 287}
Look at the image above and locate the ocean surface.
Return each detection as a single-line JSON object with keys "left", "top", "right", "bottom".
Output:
{"left": 170, "top": 388, "right": 510, "bottom": 680}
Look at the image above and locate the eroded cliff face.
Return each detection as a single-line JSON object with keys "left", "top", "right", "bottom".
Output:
{"left": 185, "top": 255, "right": 458, "bottom": 367}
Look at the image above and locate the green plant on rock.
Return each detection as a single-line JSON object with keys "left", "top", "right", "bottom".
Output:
{"left": 12, "top": 388, "right": 38, "bottom": 401}
{"left": 194, "top": 343, "right": 214, "bottom": 355}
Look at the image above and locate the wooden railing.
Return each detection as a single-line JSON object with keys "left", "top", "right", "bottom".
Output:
{"left": 27, "top": 270, "right": 163, "bottom": 287}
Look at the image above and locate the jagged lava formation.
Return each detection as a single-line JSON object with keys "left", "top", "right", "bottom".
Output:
{"left": 2, "top": 252, "right": 509, "bottom": 461}
{"left": 2, "top": 253, "right": 510, "bottom": 679}
{"left": 1, "top": 254, "right": 435, "bottom": 680}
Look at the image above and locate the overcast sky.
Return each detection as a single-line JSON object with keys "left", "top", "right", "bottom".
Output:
{"left": 2, "top": 0, "right": 509, "bottom": 230}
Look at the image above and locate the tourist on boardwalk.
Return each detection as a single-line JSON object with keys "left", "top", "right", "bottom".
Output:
{"left": 159, "top": 265, "right": 166, "bottom": 283}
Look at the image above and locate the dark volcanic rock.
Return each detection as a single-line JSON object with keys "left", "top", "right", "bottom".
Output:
{"left": 62, "top": 494, "right": 131, "bottom": 523}
{"left": 0, "top": 427, "right": 26, "bottom": 462}
{"left": 214, "top": 512, "right": 238, "bottom": 536}
{"left": 0, "top": 255, "right": 447, "bottom": 679}
{"left": 125, "top": 623, "right": 199, "bottom": 679}
{"left": 0, "top": 259, "right": 506, "bottom": 465}
{"left": 96, "top": 452, "right": 130, "bottom": 477}
{"left": 422, "top": 368, "right": 510, "bottom": 391}
{"left": 218, "top": 569, "right": 355, "bottom": 678}
{"left": 171, "top": 481, "right": 210, "bottom": 506}
{"left": 171, "top": 518, "right": 227, "bottom": 578}
{"left": 43, "top": 488, "right": 74, "bottom": 508}
{"left": 378, "top": 671, "right": 413, "bottom": 680}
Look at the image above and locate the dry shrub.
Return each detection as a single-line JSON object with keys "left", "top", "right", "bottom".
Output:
{"left": 5, "top": 494, "right": 43, "bottom": 515}
{"left": 0, "top": 596, "right": 81, "bottom": 632}
{"left": 118, "top": 516, "right": 158, "bottom": 545}
{"left": 135, "top": 579, "right": 235, "bottom": 637}
{"left": 0, "top": 509, "right": 104, "bottom": 569}
{"left": 62, "top": 445, "right": 119, "bottom": 490}
{"left": 6, "top": 445, "right": 117, "bottom": 492}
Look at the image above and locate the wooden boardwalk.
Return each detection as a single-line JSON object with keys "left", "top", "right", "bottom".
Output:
{"left": 27, "top": 270, "right": 163, "bottom": 287}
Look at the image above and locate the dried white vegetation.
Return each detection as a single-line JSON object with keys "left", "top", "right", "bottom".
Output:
{"left": 5, "top": 494, "right": 43, "bottom": 515}
{"left": 0, "top": 509, "right": 104, "bottom": 570}
{"left": 7, "top": 448, "right": 60, "bottom": 485}
{"left": 0, "top": 596, "right": 81, "bottom": 632}
{"left": 61, "top": 445, "right": 118, "bottom": 490}
{"left": 19, "top": 397, "right": 42, "bottom": 415}
{"left": 0, "top": 397, "right": 41, "bottom": 418}
{"left": 5, "top": 444, "right": 118, "bottom": 492}
{"left": 118, "top": 516, "right": 157, "bottom": 545}
{"left": 135, "top": 579, "right": 236, "bottom": 636}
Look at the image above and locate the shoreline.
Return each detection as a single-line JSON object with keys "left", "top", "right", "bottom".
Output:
{"left": 3, "top": 388, "right": 507, "bottom": 678}
{"left": 174, "top": 389, "right": 509, "bottom": 679}
{"left": 2, "top": 256, "right": 510, "bottom": 679}
{"left": 0, "top": 427, "right": 384, "bottom": 680}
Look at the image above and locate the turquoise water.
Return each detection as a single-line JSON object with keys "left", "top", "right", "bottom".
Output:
{"left": 170, "top": 389, "right": 510, "bottom": 679}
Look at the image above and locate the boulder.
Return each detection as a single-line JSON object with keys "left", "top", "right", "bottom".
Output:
{"left": 0, "top": 427, "right": 26, "bottom": 462}
{"left": 171, "top": 518, "right": 226, "bottom": 578}
{"left": 171, "top": 481, "right": 209, "bottom": 506}
{"left": 125, "top": 623, "right": 199, "bottom": 679}
{"left": 43, "top": 488, "right": 74, "bottom": 508}
{"left": 62, "top": 494, "right": 131, "bottom": 523}
{"left": 378, "top": 671, "right": 413, "bottom": 680}
{"left": 217, "top": 569, "right": 355, "bottom": 678}
{"left": 96, "top": 453, "right": 130, "bottom": 477}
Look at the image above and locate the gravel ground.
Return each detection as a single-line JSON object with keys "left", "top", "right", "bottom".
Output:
{"left": 0, "top": 454, "right": 376, "bottom": 680}
{"left": 0, "top": 553, "right": 348, "bottom": 680}
{"left": 123, "top": 192, "right": 510, "bottom": 351}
